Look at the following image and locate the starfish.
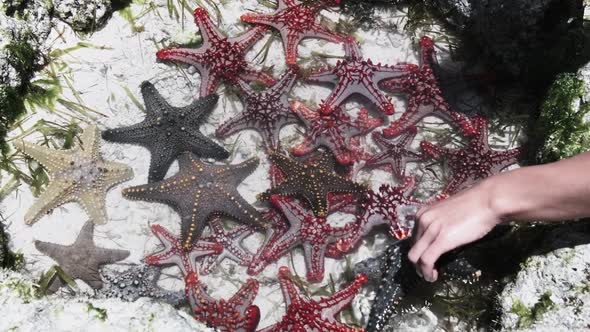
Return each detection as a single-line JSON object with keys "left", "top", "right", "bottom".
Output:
{"left": 307, "top": 36, "right": 404, "bottom": 115}
{"left": 291, "top": 101, "right": 383, "bottom": 165}
{"left": 216, "top": 69, "right": 300, "bottom": 151}
{"left": 102, "top": 81, "right": 229, "bottom": 183}
{"left": 14, "top": 125, "right": 133, "bottom": 225}
{"left": 145, "top": 224, "right": 223, "bottom": 277}
{"left": 326, "top": 176, "right": 423, "bottom": 258}
{"left": 198, "top": 218, "right": 254, "bottom": 275}
{"left": 259, "top": 266, "right": 367, "bottom": 332}
{"left": 124, "top": 153, "right": 268, "bottom": 249}
{"left": 241, "top": 0, "right": 343, "bottom": 66}
{"left": 420, "top": 116, "right": 521, "bottom": 195}
{"left": 364, "top": 126, "right": 423, "bottom": 181}
{"left": 34, "top": 220, "right": 130, "bottom": 292}
{"left": 185, "top": 272, "right": 261, "bottom": 332}
{"left": 379, "top": 36, "right": 476, "bottom": 138}
{"left": 157, "top": 8, "right": 275, "bottom": 97}
{"left": 259, "top": 151, "right": 366, "bottom": 217}
{"left": 98, "top": 264, "right": 185, "bottom": 306}
{"left": 260, "top": 195, "right": 357, "bottom": 282}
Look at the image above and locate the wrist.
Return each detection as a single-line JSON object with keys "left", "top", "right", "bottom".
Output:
{"left": 480, "top": 174, "right": 514, "bottom": 222}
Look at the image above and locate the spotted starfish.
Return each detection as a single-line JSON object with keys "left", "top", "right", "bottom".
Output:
{"left": 102, "top": 82, "right": 228, "bottom": 183}
{"left": 124, "top": 153, "right": 267, "bottom": 249}
{"left": 291, "top": 101, "right": 383, "bottom": 165}
{"left": 241, "top": 0, "right": 343, "bottom": 66}
{"left": 198, "top": 218, "right": 254, "bottom": 275}
{"left": 307, "top": 37, "right": 404, "bottom": 115}
{"left": 157, "top": 8, "right": 275, "bottom": 97}
{"left": 420, "top": 116, "right": 521, "bottom": 195}
{"left": 98, "top": 264, "right": 185, "bottom": 306}
{"left": 34, "top": 220, "right": 130, "bottom": 292}
{"left": 326, "top": 176, "right": 423, "bottom": 258}
{"left": 185, "top": 272, "right": 261, "bottom": 332}
{"left": 145, "top": 224, "right": 223, "bottom": 276}
{"left": 259, "top": 266, "right": 367, "bottom": 332}
{"left": 380, "top": 36, "right": 476, "bottom": 138}
{"left": 216, "top": 69, "right": 300, "bottom": 151}
{"left": 364, "top": 127, "right": 422, "bottom": 180}
{"left": 14, "top": 125, "right": 133, "bottom": 225}
{"left": 259, "top": 151, "right": 366, "bottom": 217}
{"left": 259, "top": 196, "right": 357, "bottom": 282}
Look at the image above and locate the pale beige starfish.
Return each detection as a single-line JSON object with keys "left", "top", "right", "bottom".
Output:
{"left": 14, "top": 125, "right": 133, "bottom": 225}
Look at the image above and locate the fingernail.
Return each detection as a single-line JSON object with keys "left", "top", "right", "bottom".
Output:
{"left": 415, "top": 268, "right": 423, "bottom": 278}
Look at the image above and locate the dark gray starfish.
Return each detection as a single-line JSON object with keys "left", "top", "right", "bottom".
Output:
{"left": 98, "top": 264, "right": 185, "bottom": 306}
{"left": 34, "top": 220, "right": 130, "bottom": 292}
{"left": 123, "top": 152, "right": 268, "bottom": 250}
{"left": 102, "top": 81, "right": 229, "bottom": 183}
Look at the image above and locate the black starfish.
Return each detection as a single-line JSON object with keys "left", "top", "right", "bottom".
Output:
{"left": 34, "top": 220, "right": 130, "bottom": 292}
{"left": 258, "top": 151, "right": 366, "bottom": 217}
{"left": 98, "top": 264, "right": 185, "bottom": 306}
{"left": 102, "top": 81, "right": 229, "bottom": 182}
{"left": 123, "top": 152, "right": 268, "bottom": 249}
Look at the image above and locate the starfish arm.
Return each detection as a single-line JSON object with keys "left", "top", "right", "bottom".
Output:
{"left": 229, "top": 278, "right": 259, "bottom": 313}
{"left": 291, "top": 100, "right": 319, "bottom": 124}
{"left": 184, "top": 94, "right": 219, "bottom": 122}
{"left": 291, "top": 136, "right": 320, "bottom": 157}
{"left": 139, "top": 81, "right": 171, "bottom": 115}
{"left": 371, "top": 65, "right": 409, "bottom": 83}
{"left": 433, "top": 106, "right": 476, "bottom": 137}
{"left": 343, "top": 37, "right": 362, "bottom": 59}
{"left": 232, "top": 25, "right": 269, "bottom": 52}
{"left": 156, "top": 47, "right": 207, "bottom": 68}
{"left": 101, "top": 161, "right": 134, "bottom": 188}
{"left": 79, "top": 125, "right": 101, "bottom": 159}
{"left": 145, "top": 144, "right": 179, "bottom": 183}
{"left": 13, "top": 140, "right": 74, "bottom": 174}
{"left": 355, "top": 83, "right": 395, "bottom": 115}
{"left": 419, "top": 140, "right": 449, "bottom": 160}
{"left": 221, "top": 194, "right": 267, "bottom": 231}
{"left": 93, "top": 246, "right": 131, "bottom": 266}
{"left": 101, "top": 121, "right": 159, "bottom": 145}
{"left": 78, "top": 191, "right": 109, "bottom": 225}
{"left": 240, "top": 13, "right": 281, "bottom": 30}
{"left": 303, "top": 242, "right": 327, "bottom": 282}
{"left": 306, "top": 67, "right": 338, "bottom": 84}
{"left": 189, "top": 240, "right": 224, "bottom": 261}
{"left": 122, "top": 173, "right": 192, "bottom": 207}
{"left": 355, "top": 108, "right": 384, "bottom": 133}
{"left": 305, "top": 23, "right": 343, "bottom": 43}
{"left": 317, "top": 273, "right": 367, "bottom": 315}
{"left": 34, "top": 240, "right": 68, "bottom": 266}
{"left": 443, "top": 172, "right": 469, "bottom": 195}
{"left": 277, "top": 266, "right": 303, "bottom": 307}
{"left": 199, "top": 68, "right": 221, "bottom": 97}
{"left": 215, "top": 111, "right": 253, "bottom": 139}
{"left": 24, "top": 180, "right": 76, "bottom": 225}
{"left": 270, "top": 68, "right": 298, "bottom": 96}
{"left": 383, "top": 102, "right": 434, "bottom": 138}
{"left": 224, "top": 157, "right": 261, "bottom": 186}
{"left": 490, "top": 147, "right": 522, "bottom": 173}
{"left": 284, "top": 32, "right": 304, "bottom": 65}
{"left": 239, "top": 67, "right": 277, "bottom": 87}
{"left": 193, "top": 8, "right": 225, "bottom": 45}
{"left": 182, "top": 131, "right": 229, "bottom": 160}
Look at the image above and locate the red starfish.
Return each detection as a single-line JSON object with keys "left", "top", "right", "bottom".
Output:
{"left": 364, "top": 126, "right": 423, "bottom": 180}
{"left": 145, "top": 224, "right": 222, "bottom": 277}
{"left": 379, "top": 36, "right": 476, "bottom": 138}
{"left": 216, "top": 69, "right": 299, "bottom": 151}
{"left": 258, "top": 266, "right": 367, "bottom": 332}
{"left": 241, "top": 0, "right": 343, "bottom": 66}
{"left": 420, "top": 116, "right": 521, "bottom": 195}
{"left": 256, "top": 195, "right": 357, "bottom": 283}
{"left": 326, "top": 176, "right": 423, "bottom": 258}
{"left": 185, "top": 272, "right": 260, "bottom": 332}
{"left": 157, "top": 8, "right": 275, "bottom": 97}
{"left": 291, "top": 101, "right": 383, "bottom": 165}
{"left": 197, "top": 218, "right": 255, "bottom": 275}
{"left": 307, "top": 37, "right": 404, "bottom": 115}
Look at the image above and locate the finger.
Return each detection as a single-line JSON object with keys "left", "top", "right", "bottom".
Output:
{"left": 408, "top": 221, "right": 440, "bottom": 264}
{"left": 418, "top": 235, "right": 455, "bottom": 282}
{"left": 413, "top": 210, "right": 436, "bottom": 243}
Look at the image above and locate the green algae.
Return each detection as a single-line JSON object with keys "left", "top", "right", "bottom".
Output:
{"left": 535, "top": 73, "right": 590, "bottom": 163}
{"left": 511, "top": 292, "right": 555, "bottom": 329}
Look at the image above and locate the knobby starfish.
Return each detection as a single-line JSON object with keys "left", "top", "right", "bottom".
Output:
{"left": 124, "top": 153, "right": 268, "bottom": 249}
{"left": 307, "top": 37, "right": 404, "bottom": 115}
{"left": 198, "top": 218, "right": 254, "bottom": 275}
{"left": 291, "top": 101, "right": 383, "bottom": 165}
{"left": 102, "top": 82, "right": 228, "bottom": 183}
{"left": 259, "top": 266, "right": 367, "bottom": 332}
{"left": 259, "top": 151, "right": 366, "bottom": 217}
{"left": 216, "top": 69, "right": 300, "bottom": 151}
{"left": 14, "top": 125, "right": 133, "bottom": 225}
{"left": 98, "top": 264, "right": 185, "bottom": 306}
{"left": 157, "top": 8, "right": 275, "bottom": 97}
{"left": 364, "top": 126, "right": 423, "bottom": 181}
{"left": 145, "top": 224, "right": 222, "bottom": 277}
{"left": 326, "top": 176, "right": 422, "bottom": 258}
{"left": 259, "top": 196, "right": 357, "bottom": 282}
{"left": 185, "top": 272, "right": 261, "bottom": 332}
{"left": 379, "top": 36, "right": 476, "bottom": 138}
{"left": 420, "top": 116, "right": 521, "bottom": 195}
{"left": 241, "top": 0, "right": 343, "bottom": 66}
{"left": 34, "top": 220, "right": 130, "bottom": 292}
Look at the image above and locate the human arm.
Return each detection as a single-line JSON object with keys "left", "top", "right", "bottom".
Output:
{"left": 408, "top": 151, "right": 590, "bottom": 282}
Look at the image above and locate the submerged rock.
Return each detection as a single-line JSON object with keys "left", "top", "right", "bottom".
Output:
{"left": 53, "top": 0, "right": 113, "bottom": 32}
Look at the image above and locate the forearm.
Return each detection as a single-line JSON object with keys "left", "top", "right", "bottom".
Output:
{"left": 486, "top": 151, "right": 590, "bottom": 222}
